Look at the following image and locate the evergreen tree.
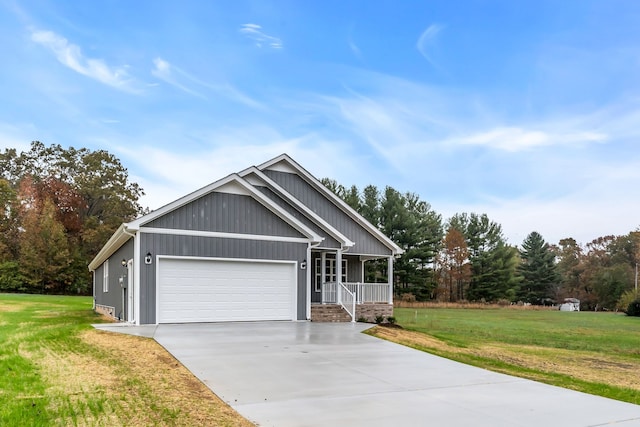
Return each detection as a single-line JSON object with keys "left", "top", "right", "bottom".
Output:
{"left": 518, "top": 231, "right": 559, "bottom": 304}
{"left": 449, "top": 213, "right": 520, "bottom": 302}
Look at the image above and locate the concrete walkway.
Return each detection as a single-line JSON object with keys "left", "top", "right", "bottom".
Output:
{"left": 95, "top": 322, "right": 640, "bottom": 427}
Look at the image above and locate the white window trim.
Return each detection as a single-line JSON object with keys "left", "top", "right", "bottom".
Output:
{"left": 103, "top": 259, "right": 109, "bottom": 293}
{"left": 315, "top": 257, "right": 347, "bottom": 292}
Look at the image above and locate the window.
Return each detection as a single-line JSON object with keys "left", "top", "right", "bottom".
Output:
{"left": 103, "top": 260, "right": 109, "bottom": 293}
{"left": 315, "top": 257, "right": 347, "bottom": 292}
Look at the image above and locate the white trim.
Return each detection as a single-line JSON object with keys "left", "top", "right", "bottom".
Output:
{"left": 388, "top": 256, "right": 394, "bottom": 304}
{"left": 238, "top": 167, "right": 355, "bottom": 249}
{"left": 89, "top": 224, "right": 131, "bottom": 271}
{"left": 257, "top": 154, "right": 403, "bottom": 255}
{"left": 127, "top": 259, "right": 134, "bottom": 323}
{"left": 103, "top": 259, "right": 109, "bottom": 293}
{"left": 155, "top": 255, "right": 298, "bottom": 324}
{"left": 139, "top": 226, "right": 313, "bottom": 244}
{"left": 306, "top": 243, "right": 312, "bottom": 320}
{"left": 133, "top": 231, "right": 141, "bottom": 325}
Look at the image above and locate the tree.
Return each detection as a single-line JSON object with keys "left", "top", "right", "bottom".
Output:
{"left": 0, "top": 142, "right": 145, "bottom": 294}
{"left": 517, "top": 231, "right": 559, "bottom": 304}
{"left": 19, "top": 198, "right": 71, "bottom": 293}
{"left": 360, "top": 185, "right": 380, "bottom": 227}
{"left": 435, "top": 227, "right": 471, "bottom": 301}
{"left": 449, "top": 213, "right": 520, "bottom": 302}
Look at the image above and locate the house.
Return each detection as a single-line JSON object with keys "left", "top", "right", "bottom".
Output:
{"left": 88, "top": 154, "right": 403, "bottom": 324}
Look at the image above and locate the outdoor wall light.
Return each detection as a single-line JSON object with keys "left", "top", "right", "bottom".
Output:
{"left": 121, "top": 259, "right": 127, "bottom": 267}
{"left": 300, "top": 259, "right": 307, "bottom": 270}
{"left": 144, "top": 252, "right": 153, "bottom": 265}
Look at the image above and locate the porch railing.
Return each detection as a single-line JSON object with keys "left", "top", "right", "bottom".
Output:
{"left": 321, "top": 282, "right": 390, "bottom": 305}
{"left": 338, "top": 282, "right": 356, "bottom": 322}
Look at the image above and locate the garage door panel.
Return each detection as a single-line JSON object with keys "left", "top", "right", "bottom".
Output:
{"left": 157, "top": 258, "right": 296, "bottom": 323}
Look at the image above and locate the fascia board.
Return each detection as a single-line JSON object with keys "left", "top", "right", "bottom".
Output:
{"left": 239, "top": 167, "right": 355, "bottom": 248}
{"left": 258, "top": 154, "right": 404, "bottom": 255}
{"left": 88, "top": 223, "right": 132, "bottom": 271}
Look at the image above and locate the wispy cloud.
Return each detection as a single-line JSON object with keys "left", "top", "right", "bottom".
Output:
{"left": 30, "top": 29, "right": 136, "bottom": 93}
{"left": 416, "top": 23, "right": 444, "bottom": 66}
{"left": 151, "top": 57, "right": 264, "bottom": 108}
{"left": 151, "top": 57, "right": 206, "bottom": 99}
{"left": 453, "top": 127, "right": 608, "bottom": 151}
{"left": 239, "top": 23, "right": 283, "bottom": 49}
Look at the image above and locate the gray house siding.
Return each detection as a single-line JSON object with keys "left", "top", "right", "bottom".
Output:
{"left": 138, "top": 232, "right": 308, "bottom": 324}
{"left": 263, "top": 170, "right": 393, "bottom": 256}
{"left": 94, "top": 238, "right": 134, "bottom": 319}
{"left": 255, "top": 186, "right": 341, "bottom": 249}
{"left": 144, "top": 192, "right": 305, "bottom": 238}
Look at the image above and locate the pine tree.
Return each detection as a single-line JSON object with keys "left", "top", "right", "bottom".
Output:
{"left": 518, "top": 231, "right": 559, "bottom": 304}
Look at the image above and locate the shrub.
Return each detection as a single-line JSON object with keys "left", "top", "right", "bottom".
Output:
{"left": 357, "top": 316, "right": 368, "bottom": 323}
{"left": 386, "top": 316, "right": 396, "bottom": 324}
{"left": 0, "top": 261, "right": 26, "bottom": 292}
{"left": 626, "top": 298, "right": 640, "bottom": 317}
{"left": 374, "top": 314, "right": 385, "bottom": 324}
{"left": 617, "top": 290, "right": 639, "bottom": 312}
{"left": 399, "top": 293, "right": 416, "bottom": 303}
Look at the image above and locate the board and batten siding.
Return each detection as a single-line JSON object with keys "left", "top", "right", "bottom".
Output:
{"left": 254, "top": 186, "right": 341, "bottom": 249}
{"left": 138, "top": 233, "right": 308, "bottom": 324}
{"left": 263, "top": 170, "right": 393, "bottom": 256}
{"left": 94, "top": 238, "right": 134, "bottom": 318}
{"left": 143, "top": 192, "right": 305, "bottom": 238}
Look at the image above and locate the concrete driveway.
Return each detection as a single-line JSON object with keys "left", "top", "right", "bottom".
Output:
{"left": 97, "top": 321, "right": 640, "bottom": 427}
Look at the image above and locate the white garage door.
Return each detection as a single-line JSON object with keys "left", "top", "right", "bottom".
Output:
{"left": 157, "top": 258, "right": 296, "bottom": 323}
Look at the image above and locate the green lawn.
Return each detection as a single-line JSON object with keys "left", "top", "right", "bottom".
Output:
{"left": 0, "top": 294, "right": 101, "bottom": 426}
{"left": 369, "top": 307, "right": 640, "bottom": 405}
{"left": 395, "top": 307, "right": 640, "bottom": 355}
{"left": 0, "top": 293, "right": 252, "bottom": 426}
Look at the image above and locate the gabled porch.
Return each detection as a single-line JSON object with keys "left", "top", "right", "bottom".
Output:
{"left": 310, "top": 250, "right": 394, "bottom": 322}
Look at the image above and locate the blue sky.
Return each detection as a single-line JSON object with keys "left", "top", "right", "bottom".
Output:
{"left": 1, "top": 0, "right": 639, "bottom": 246}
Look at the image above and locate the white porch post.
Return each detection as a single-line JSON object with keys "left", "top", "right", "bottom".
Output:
{"left": 388, "top": 256, "right": 394, "bottom": 304}
{"left": 336, "top": 250, "right": 342, "bottom": 305}
{"left": 320, "top": 252, "right": 326, "bottom": 303}
{"left": 306, "top": 244, "right": 312, "bottom": 319}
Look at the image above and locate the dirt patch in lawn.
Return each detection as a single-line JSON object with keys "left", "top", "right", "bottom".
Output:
{"left": 24, "top": 328, "right": 254, "bottom": 426}
{"left": 81, "top": 329, "right": 255, "bottom": 426}
{"left": 370, "top": 326, "right": 640, "bottom": 392}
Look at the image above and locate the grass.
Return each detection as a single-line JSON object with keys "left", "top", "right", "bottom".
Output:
{"left": 0, "top": 293, "right": 253, "bottom": 426}
{"left": 368, "top": 307, "right": 640, "bottom": 405}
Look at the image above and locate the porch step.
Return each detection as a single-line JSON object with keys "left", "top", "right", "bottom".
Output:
{"left": 310, "top": 304, "right": 352, "bottom": 322}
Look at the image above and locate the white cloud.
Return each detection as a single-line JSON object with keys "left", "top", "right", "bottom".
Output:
{"left": 151, "top": 57, "right": 205, "bottom": 99}
{"left": 453, "top": 127, "right": 608, "bottom": 152}
{"left": 30, "top": 30, "right": 137, "bottom": 93}
{"left": 151, "top": 57, "right": 264, "bottom": 108}
{"left": 416, "top": 24, "right": 444, "bottom": 66}
{"left": 239, "top": 23, "right": 283, "bottom": 49}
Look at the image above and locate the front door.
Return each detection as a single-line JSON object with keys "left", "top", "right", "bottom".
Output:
{"left": 312, "top": 255, "right": 347, "bottom": 303}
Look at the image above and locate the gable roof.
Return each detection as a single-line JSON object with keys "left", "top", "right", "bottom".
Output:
{"left": 257, "top": 154, "right": 403, "bottom": 255}
{"left": 238, "top": 166, "right": 355, "bottom": 249}
{"left": 89, "top": 153, "right": 403, "bottom": 271}
{"left": 89, "top": 173, "right": 323, "bottom": 271}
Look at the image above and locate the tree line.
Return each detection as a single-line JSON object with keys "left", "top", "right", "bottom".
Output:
{"left": 1, "top": 142, "right": 637, "bottom": 311}
{"left": 0, "top": 142, "right": 144, "bottom": 294}
{"left": 322, "top": 179, "right": 640, "bottom": 311}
